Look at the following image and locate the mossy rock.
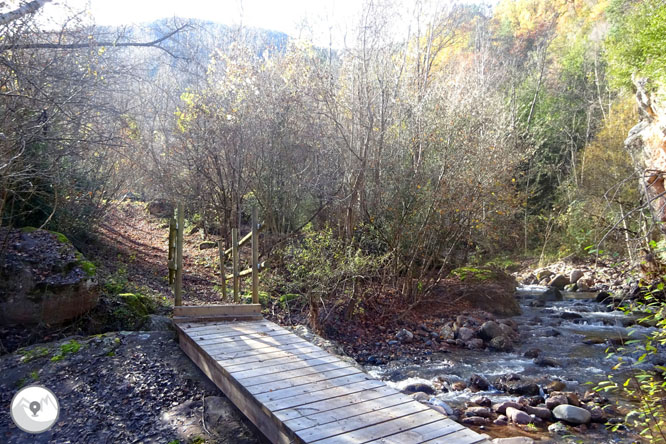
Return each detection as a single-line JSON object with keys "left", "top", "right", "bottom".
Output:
{"left": 451, "top": 267, "right": 496, "bottom": 281}
{"left": 118, "top": 293, "right": 155, "bottom": 318}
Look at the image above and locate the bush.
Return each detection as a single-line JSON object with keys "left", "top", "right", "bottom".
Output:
{"left": 270, "top": 224, "right": 390, "bottom": 330}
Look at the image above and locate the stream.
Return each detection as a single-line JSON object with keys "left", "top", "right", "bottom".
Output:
{"left": 365, "top": 286, "right": 658, "bottom": 442}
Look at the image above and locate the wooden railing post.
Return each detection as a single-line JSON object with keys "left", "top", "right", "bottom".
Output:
{"left": 175, "top": 202, "right": 184, "bottom": 306}
{"left": 232, "top": 228, "right": 240, "bottom": 303}
{"left": 168, "top": 218, "right": 176, "bottom": 285}
{"left": 251, "top": 207, "right": 259, "bottom": 304}
{"left": 218, "top": 240, "right": 228, "bottom": 300}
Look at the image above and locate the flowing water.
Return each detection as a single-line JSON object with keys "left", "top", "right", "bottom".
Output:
{"left": 365, "top": 286, "right": 658, "bottom": 442}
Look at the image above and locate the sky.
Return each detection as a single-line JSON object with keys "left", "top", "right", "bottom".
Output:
{"left": 36, "top": 0, "right": 368, "bottom": 46}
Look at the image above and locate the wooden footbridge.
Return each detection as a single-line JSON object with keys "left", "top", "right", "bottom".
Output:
{"left": 168, "top": 205, "right": 492, "bottom": 443}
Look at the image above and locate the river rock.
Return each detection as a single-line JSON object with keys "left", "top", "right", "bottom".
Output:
{"left": 479, "top": 321, "right": 504, "bottom": 341}
{"left": 471, "top": 396, "right": 491, "bottom": 407}
{"left": 536, "top": 268, "right": 554, "bottom": 281}
{"left": 545, "top": 394, "right": 568, "bottom": 410}
{"left": 523, "top": 348, "right": 541, "bottom": 358}
{"left": 466, "top": 338, "right": 485, "bottom": 349}
{"left": 493, "top": 401, "right": 524, "bottom": 414}
{"left": 403, "top": 383, "right": 435, "bottom": 395}
{"left": 553, "top": 404, "right": 591, "bottom": 424}
{"left": 451, "top": 381, "right": 467, "bottom": 391}
{"left": 462, "top": 416, "right": 489, "bottom": 426}
{"left": 587, "top": 406, "right": 606, "bottom": 423}
{"left": 396, "top": 328, "right": 414, "bottom": 343}
{"left": 549, "top": 275, "right": 570, "bottom": 289}
{"left": 506, "top": 406, "right": 531, "bottom": 424}
{"left": 538, "top": 287, "right": 563, "bottom": 301}
{"left": 469, "top": 374, "right": 490, "bottom": 391}
{"left": 569, "top": 269, "right": 584, "bottom": 284}
{"left": 411, "top": 392, "right": 430, "bottom": 402}
{"left": 428, "top": 398, "right": 454, "bottom": 415}
{"left": 577, "top": 278, "right": 591, "bottom": 291}
{"left": 545, "top": 381, "right": 566, "bottom": 392}
{"left": 489, "top": 335, "right": 514, "bottom": 352}
{"left": 560, "top": 311, "right": 583, "bottom": 320}
{"left": 596, "top": 291, "right": 611, "bottom": 303}
{"left": 493, "top": 416, "right": 508, "bottom": 426}
{"left": 465, "top": 406, "right": 493, "bottom": 418}
{"left": 439, "top": 324, "right": 455, "bottom": 340}
{"left": 457, "top": 327, "right": 476, "bottom": 341}
{"left": 534, "top": 357, "right": 561, "bottom": 367}
{"left": 525, "top": 405, "right": 552, "bottom": 420}
{"left": 548, "top": 421, "right": 569, "bottom": 435}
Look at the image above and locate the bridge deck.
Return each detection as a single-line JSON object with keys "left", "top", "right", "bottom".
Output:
{"left": 174, "top": 305, "right": 491, "bottom": 444}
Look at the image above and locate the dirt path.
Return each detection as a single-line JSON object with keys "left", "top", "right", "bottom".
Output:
{"left": 94, "top": 201, "right": 229, "bottom": 305}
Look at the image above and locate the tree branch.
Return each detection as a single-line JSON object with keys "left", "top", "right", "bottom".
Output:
{"left": 1, "top": 24, "right": 191, "bottom": 55}
{"left": 0, "top": 0, "right": 52, "bottom": 26}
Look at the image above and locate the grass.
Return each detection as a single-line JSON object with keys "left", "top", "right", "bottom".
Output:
{"left": 51, "top": 339, "right": 82, "bottom": 362}
{"left": 18, "top": 346, "right": 50, "bottom": 363}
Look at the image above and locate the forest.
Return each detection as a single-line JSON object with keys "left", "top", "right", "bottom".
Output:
{"left": 2, "top": 0, "right": 666, "bottom": 443}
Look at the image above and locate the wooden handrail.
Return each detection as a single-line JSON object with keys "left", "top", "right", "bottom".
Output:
{"left": 221, "top": 222, "right": 263, "bottom": 258}
{"left": 224, "top": 262, "right": 267, "bottom": 281}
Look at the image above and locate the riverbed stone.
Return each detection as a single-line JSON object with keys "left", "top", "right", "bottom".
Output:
{"left": 525, "top": 405, "right": 552, "bottom": 420}
{"left": 396, "top": 328, "right": 414, "bottom": 343}
{"left": 493, "top": 401, "right": 524, "bottom": 414}
{"left": 469, "top": 374, "right": 490, "bottom": 391}
{"left": 489, "top": 335, "right": 514, "bottom": 352}
{"left": 451, "top": 381, "right": 467, "bottom": 391}
{"left": 549, "top": 275, "right": 570, "bottom": 289}
{"left": 553, "top": 404, "right": 591, "bottom": 424}
{"left": 479, "top": 321, "right": 504, "bottom": 341}
{"left": 570, "top": 269, "right": 584, "bottom": 284}
{"left": 538, "top": 287, "right": 563, "bottom": 301}
{"left": 471, "top": 396, "right": 491, "bottom": 407}
{"left": 439, "top": 325, "right": 455, "bottom": 340}
{"left": 403, "top": 383, "right": 435, "bottom": 395}
{"left": 523, "top": 348, "right": 541, "bottom": 358}
{"left": 560, "top": 311, "right": 583, "bottom": 320}
{"left": 506, "top": 406, "right": 532, "bottom": 424}
{"left": 548, "top": 421, "right": 569, "bottom": 435}
{"left": 545, "top": 394, "right": 568, "bottom": 410}
{"left": 462, "top": 416, "right": 489, "bottom": 426}
{"left": 493, "top": 416, "right": 508, "bottom": 426}
{"left": 545, "top": 380, "right": 566, "bottom": 392}
{"left": 465, "top": 406, "right": 493, "bottom": 418}
{"left": 411, "top": 392, "right": 430, "bottom": 402}
{"left": 534, "top": 356, "right": 561, "bottom": 367}
{"left": 536, "top": 268, "right": 554, "bottom": 281}
{"left": 466, "top": 338, "right": 485, "bottom": 349}
{"left": 457, "top": 327, "right": 476, "bottom": 341}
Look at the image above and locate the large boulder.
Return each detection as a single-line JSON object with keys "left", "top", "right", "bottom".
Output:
{"left": 146, "top": 199, "right": 174, "bottom": 218}
{"left": 552, "top": 404, "right": 591, "bottom": 425}
{"left": 0, "top": 228, "right": 98, "bottom": 325}
{"left": 625, "top": 77, "right": 666, "bottom": 229}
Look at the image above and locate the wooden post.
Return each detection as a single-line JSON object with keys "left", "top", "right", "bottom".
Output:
{"left": 218, "top": 240, "right": 228, "bottom": 300}
{"left": 175, "top": 202, "right": 184, "bottom": 306}
{"left": 232, "top": 228, "right": 240, "bottom": 303}
{"left": 251, "top": 206, "right": 259, "bottom": 304}
{"left": 168, "top": 218, "right": 176, "bottom": 285}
